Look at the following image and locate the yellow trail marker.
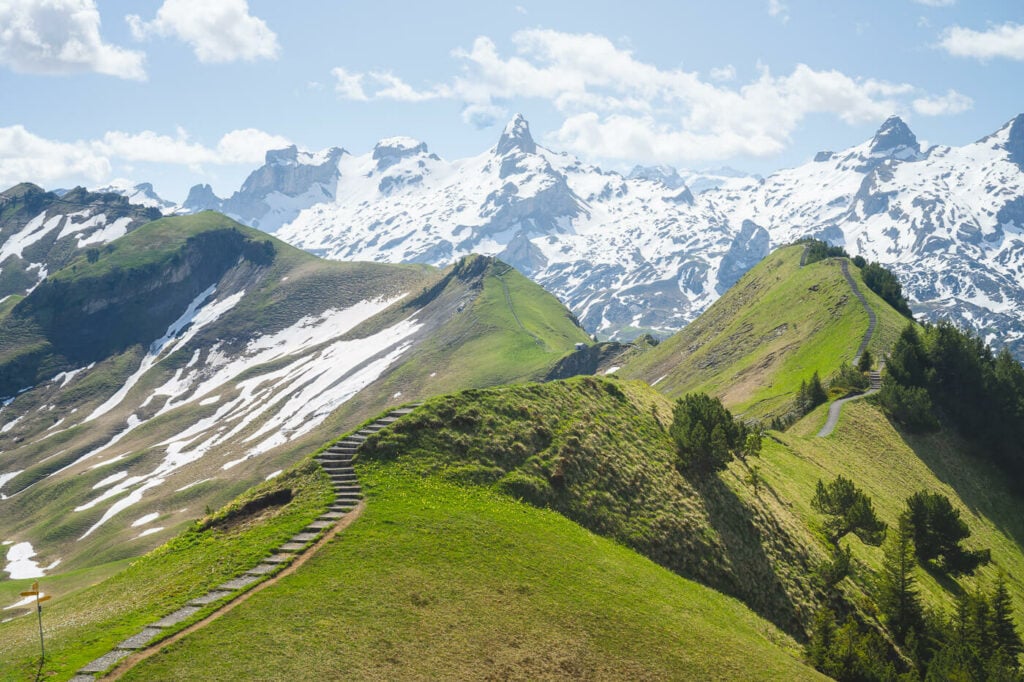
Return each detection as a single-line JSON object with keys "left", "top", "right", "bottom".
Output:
{"left": 38, "top": 595, "right": 51, "bottom": 603}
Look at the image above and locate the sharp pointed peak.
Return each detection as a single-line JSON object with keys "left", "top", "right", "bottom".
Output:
{"left": 496, "top": 113, "right": 536, "bottom": 156}
{"left": 869, "top": 115, "right": 919, "bottom": 154}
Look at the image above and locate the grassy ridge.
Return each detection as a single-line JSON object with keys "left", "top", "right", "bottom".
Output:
{"left": 619, "top": 245, "right": 907, "bottom": 419}
{"left": 121, "top": 468, "right": 824, "bottom": 681}
{"left": 356, "top": 376, "right": 823, "bottom": 636}
{"left": 0, "top": 458, "right": 332, "bottom": 680}
{"left": 767, "top": 399, "right": 1024, "bottom": 623}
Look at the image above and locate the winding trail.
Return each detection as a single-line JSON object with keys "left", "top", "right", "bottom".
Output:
{"left": 840, "top": 260, "right": 877, "bottom": 366}
{"left": 815, "top": 259, "right": 881, "bottom": 438}
{"left": 71, "top": 405, "right": 419, "bottom": 681}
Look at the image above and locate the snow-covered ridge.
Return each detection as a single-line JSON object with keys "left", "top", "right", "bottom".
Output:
{"left": 184, "top": 112, "right": 1024, "bottom": 353}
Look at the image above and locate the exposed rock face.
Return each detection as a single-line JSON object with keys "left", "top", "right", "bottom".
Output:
{"left": 183, "top": 183, "right": 222, "bottom": 213}
{"left": 183, "top": 146, "right": 345, "bottom": 232}
{"left": 717, "top": 220, "right": 770, "bottom": 294}
{"left": 495, "top": 113, "right": 537, "bottom": 156}
{"left": 174, "top": 112, "right": 1024, "bottom": 354}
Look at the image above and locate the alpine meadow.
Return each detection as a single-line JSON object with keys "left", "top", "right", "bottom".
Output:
{"left": 2, "top": 2, "right": 1024, "bottom": 681}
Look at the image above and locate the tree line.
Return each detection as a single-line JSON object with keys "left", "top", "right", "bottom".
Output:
{"left": 799, "top": 238, "right": 914, "bottom": 318}
{"left": 879, "top": 321, "right": 1024, "bottom": 490}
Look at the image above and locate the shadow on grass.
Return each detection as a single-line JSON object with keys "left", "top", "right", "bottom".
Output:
{"left": 900, "top": 424, "right": 1024, "bottom": 553}
{"left": 693, "top": 472, "right": 808, "bottom": 640}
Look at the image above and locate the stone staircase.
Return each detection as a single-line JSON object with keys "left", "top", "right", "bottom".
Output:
{"left": 868, "top": 370, "right": 882, "bottom": 390}
{"left": 71, "top": 405, "right": 420, "bottom": 680}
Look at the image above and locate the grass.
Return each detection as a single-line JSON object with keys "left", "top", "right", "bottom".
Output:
{"left": 618, "top": 244, "right": 908, "bottom": 420}
{"left": 356, "top": 376, "right": 823, "bottom": 637}
{"left": 121, "top": 467, "right": 824, "bottom": 681}
{"left": 0, "top": 457, "right": 333, "bottom": 681}
{"left": 759, "top": 398, "right": 1024, "bottom": 625}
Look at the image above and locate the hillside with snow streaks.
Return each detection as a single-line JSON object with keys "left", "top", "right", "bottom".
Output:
{"left": 0, "top": 184, "right": 159, "bottom": 301}
{"left": 189, "top": 113, "right": 1024, "bottom": 352}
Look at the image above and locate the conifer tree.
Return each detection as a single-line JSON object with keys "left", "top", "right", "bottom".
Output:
{"left": 991, "top": 573, "right": 1023, "bottom": 666}
{"left": 878, "top": 514, "right": 924, "bottom": 643}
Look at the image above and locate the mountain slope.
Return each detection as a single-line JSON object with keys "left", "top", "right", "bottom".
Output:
{"left": 120, "top": 468, "right": 823, "bottom": 681}
{"left": 618, "top": 244, "right": 907, "bottom": 419}
{"left": 0, "top": 183, "right": 159, "bottom": 301}
{"left": 0, "top": 215, "right": 587, "bottom": 579}
{"left": 182, "top": 112, "right": 1024, "bottom": 357}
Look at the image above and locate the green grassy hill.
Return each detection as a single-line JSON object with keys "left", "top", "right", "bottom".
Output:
{"left": 0, "top": 217, "right": 591, "bottom": 603}
{"left": 119, "top": 466, "right": 823, "bottom": 682}
{"left": 618, "top": 244, "right": 908, "bottom": 419}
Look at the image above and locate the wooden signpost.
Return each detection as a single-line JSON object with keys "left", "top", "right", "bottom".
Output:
{"left": 19, "top": 581, "right": 51, "bottom": 677}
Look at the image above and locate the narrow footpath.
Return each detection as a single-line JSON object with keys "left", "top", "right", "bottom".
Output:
{"left": 816, "top": 259, "right": 880, "bottom": 438}
{"left": 71, "top": 405, "right": 418, "bottom": 681}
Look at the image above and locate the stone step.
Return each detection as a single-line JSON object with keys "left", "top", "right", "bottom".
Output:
{"left": 245, "top": 563, "right": 278, "bottom": 576}
{"left": 152, "top": 605, "right": 201, "bottom": 628}
{"left": 319, "top": 511, "right": 346, "bottom": 520}
{"left": 328, "top": 504, "right": 355, "bottom": 513}
{"left": 290, "top": 532, "right": 320, "bottom": 543}
{"left": 332, "top": 485, "right": 362, "bottom": 493}
{"left": 118, "top": 626, "right": 163, "bottom": 649}
{"left": 218, "top": 574, "right": 260, "bottom": 591}
{"left": 305, "top": 520, "right": 333, "bottom": 531}
{"left": 264, "top": 553, "right": 294, "bottom": 564}
{"left": 189, "top": 590, "right": 232, "bottom": 606}
{"left": 79, "top": 649, "right": 133, "bottom": 674}
{"left": 275, "top": 542, "right": 305, "bottom": 553}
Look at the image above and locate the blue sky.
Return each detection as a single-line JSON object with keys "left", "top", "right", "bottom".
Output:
{"left": 1, "top": 0, "right": 1022, "bottom": 202}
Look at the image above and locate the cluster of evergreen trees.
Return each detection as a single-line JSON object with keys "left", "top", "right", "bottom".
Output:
{"left": 669, "top": 393, "right": 760, "bottom": 473}
{"left": 798, "top": 238, "right": 914, "bottom": 318}
{"left": 879, "top": 321, "right": 1024, "bottom": 489}
{"left": 807, "top": 479, "right": 1018, "bottom": 680}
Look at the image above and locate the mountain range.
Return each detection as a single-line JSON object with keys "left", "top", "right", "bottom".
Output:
{"left": 169, "top": 113, "right": 1024, "bottom": 355}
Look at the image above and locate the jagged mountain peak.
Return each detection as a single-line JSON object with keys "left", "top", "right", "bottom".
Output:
{"left": 1002, "top": 113, "right": 1024, "bottom": 169}
{"left": 373, "top": 136, "right": 430, "bottom": 172}
{"left": 495, "top": 113, "right": 536, "bottom": 156}
{"left": 265, "top": 145, "right": 346, "bottom": 168}
{"left": 628, "top": 165, "right": 686, "bottom": 189}
{"left": 868, "top": 115, "right": 919, "bottom": 155}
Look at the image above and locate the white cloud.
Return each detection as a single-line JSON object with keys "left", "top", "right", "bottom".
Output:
{"left": 331, "top": 28, "right": 970, "bottom": 165}
{"left": 215, "top": 129, "right": 292, "bottom": 164}
{"left": 0, "top": 125, "right": 290, "bottom": 190}
{"left": 709, "top": 65, "right": 736, "bottom": 82}
{"left": 461, "top": 103, "right": 508, "bottom": 129}
{"left": 0, "top": 0, "right": 145, "bottom": 80}
{"left": 331, "top": 67, "right": 368, "bottom": 100}
{"left": 768, "top": 0, "right": 789, "bottom": 23}
{"left": 332, "top": 68, "right": 442, "bottom": 102}
{"left": 127, "top": 0, "right": 279, "bottom": 63}
{"left": 0, "top": 126, "right": 110, "bottom": 188}
{"left": 939, "top": 22, "right": 1024, "bottom": 61}
{"left": 912, "top": 89, "right": 973, "bottom": 116}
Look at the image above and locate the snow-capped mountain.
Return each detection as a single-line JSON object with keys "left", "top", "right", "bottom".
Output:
{"left": 707, "top": 114, "right": 1024, "bottom": 352}
{"left": 92, "top": 180, "right": 182, "bottom": 214}
{"left": 186, "top": 113, "right": 1024, "bottom": 354}
{"left": 0, "top": 183, "right": 160, "bottom": 300}
{"left": 190, "top": 116, "right": 754, "bottom": 338}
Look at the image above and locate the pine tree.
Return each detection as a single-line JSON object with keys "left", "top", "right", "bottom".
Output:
{"left": 878, "top": 514, "right": 924, "bottom": 643}
{"left": 990, "top": 573, "right": 1023, "bottom": 666}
